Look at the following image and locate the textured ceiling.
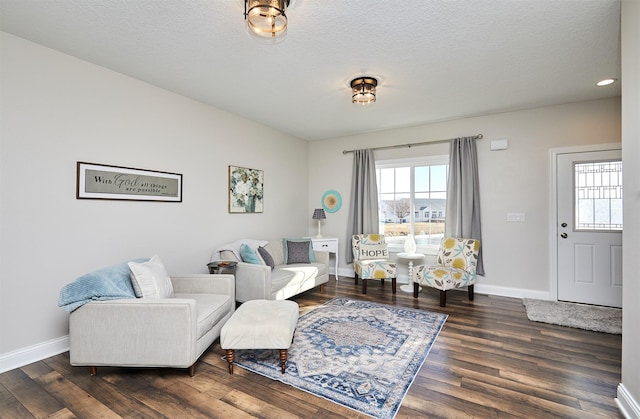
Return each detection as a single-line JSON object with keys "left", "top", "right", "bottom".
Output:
{"left": 0, "top": 0, "right": 621, "bottom": 141}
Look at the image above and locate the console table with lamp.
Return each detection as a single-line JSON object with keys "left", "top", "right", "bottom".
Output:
{"left": 309, "top": 208, "right": 339, "bottom": 280}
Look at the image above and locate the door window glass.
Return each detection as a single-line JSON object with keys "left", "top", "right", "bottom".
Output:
{"left": 575, "top": 160, "right": 623, "bottom": 231}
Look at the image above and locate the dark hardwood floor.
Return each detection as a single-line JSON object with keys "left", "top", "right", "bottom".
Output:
{"left": 1, "top": 277, "right": 622, "bottom": 418}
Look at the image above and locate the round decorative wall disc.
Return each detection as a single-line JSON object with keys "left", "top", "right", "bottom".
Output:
{"left": 322, "top": 190, "right": 342, "bottom": 213}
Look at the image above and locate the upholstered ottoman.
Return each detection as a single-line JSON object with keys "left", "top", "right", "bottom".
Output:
{"left": 220, "top": 299, "right": 299, "bottom": 374}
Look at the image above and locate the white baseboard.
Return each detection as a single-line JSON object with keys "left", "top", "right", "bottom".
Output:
{"left": 0, "top": 335, "right": 69, "bottom": 374}
{"left": 474, "top": 284, "right": 550, "bottom": 300}
{"left": 617, "top": 383, "right": 640, "bottom": 419}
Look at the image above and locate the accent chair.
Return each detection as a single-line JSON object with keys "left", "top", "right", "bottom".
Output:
{"left": 413, "top": 237, "right": 480, "bottom": 307}
{"left": 352, "top": 234, "right": 397, "bottom": 294}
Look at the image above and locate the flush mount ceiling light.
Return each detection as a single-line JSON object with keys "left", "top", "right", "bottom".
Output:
{"left": 350, "top": 77, "right": 378, "bottom": 105}
{"left": 596, "top": 78, "right": 618, "bottom": 86}
{"left": 244, "top": 0, "right": 290, "bottom": 39}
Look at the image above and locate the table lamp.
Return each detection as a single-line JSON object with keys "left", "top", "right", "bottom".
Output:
{"left": 312, "top": 208, "right": 326, "bottom": 238}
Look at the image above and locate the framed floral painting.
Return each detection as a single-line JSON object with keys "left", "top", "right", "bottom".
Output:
{"left": 228, "top": 165, "right": 264, "bottom": 213}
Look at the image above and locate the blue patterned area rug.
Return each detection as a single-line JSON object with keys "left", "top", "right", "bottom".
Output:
{"left": 229, "top": 297, "right": 447, "bottom": 419}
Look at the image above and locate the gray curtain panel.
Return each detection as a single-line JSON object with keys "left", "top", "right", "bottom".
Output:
{"left": 445, "top": 137, "right": 484, "bottom": 275}
{"left": 346, "top": 149, "right": 379, "bottom": 263}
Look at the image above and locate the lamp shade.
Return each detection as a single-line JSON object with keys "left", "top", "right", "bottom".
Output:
{"left": 312, "top": 208, "right": 326, "bottom": 220}
{"left": 245, "top": 0, "right": 289, "bottom": 39}
{"left": 350, "top": 77, "right": 378, "bottom": 105}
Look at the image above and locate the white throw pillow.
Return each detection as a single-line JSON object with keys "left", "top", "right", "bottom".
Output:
{"left": 359, "top": 244, "right": 389, "bottom": 260}
{"left": 128, "top": 254, "right": 174, "bottom": 298}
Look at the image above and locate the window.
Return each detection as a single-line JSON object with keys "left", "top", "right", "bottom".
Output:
{"left": 376, "top": 156, "right": 448, "bottom": 252}
{"left": 574, "top": 160, "right": 623, "bottom": 231}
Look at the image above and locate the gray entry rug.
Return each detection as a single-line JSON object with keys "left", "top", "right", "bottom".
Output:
{"left": 228, "top": 297, "right": 447, "bottom": 419}
{"left": 522, "top": 298, "right": 621, "bottom": 334}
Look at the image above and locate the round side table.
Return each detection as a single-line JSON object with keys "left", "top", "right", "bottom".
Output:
{"left": 397, "top": 252, "right": 424, "bottom": 293}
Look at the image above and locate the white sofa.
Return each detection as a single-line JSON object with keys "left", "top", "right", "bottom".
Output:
{"left": 67, "top": 273, "right": 235, "bottom": 376}
{"left": 214, "top": 239, "right": 329, "bottom": 303}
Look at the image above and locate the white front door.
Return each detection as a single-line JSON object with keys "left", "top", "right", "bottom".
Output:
{"left": 557, "top": 149, "right": 623, "bottom": 308}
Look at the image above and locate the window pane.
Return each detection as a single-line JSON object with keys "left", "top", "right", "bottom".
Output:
{"left": 430, "top": 191, "right": 447, "bottom": 200}
{"left": 611, "top": 199, "right": 623, "bottom": 228}
{"left": 379, "top": 168, "right": 395, "bottom": 193}
{"left": 395, "top": 167, "right": 410, "bottom": 193}
{"left": 431, "top": 165, "right": 448, "bottom": 191}
{"left": 415, "top": 166, "right": 430, "bottom": 191}
{"left": 577, "top": 199, "right": 594, "bottom": 228}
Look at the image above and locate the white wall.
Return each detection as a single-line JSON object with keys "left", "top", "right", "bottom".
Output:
{"left": 618, "top": 1, "right": 640, "bottom": 416}
{"left": 0, "top": 33, "right": 310, "bottom": 362}
{"left": 308, "top": 98, "right": 621, "bottom": 298}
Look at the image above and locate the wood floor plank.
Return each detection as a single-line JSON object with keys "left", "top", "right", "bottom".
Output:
{"left": 0, "top": 276, "right": 623, "bottom": 418}
{"left": 419, "top": 360, "right": 583, "bottom": 410}
{"left": 460, "top": 376, "right": 606, "bottom": 419}
{"left": 128, "top": 380, "right": 210, "bottom": 418}
{"left": 34, "top": 371, "right": 118, "bottom": 418}
{"left": 400, "top": 396, "right": 476, "bottom": 419}
{"left": 0, "top": 368, "right": 65, "bottom": 418}
{"left": 43, "top": 408, "right": 76, "bottom": 419}
{"left": 19, "top": 361, "right": 54, "bottom": 381}
{"left": 0, "top": 382, "right": 35, "bottom": 419}
{"left": 230, "top": 369, "right": 354, "bottom": 418}
{"left": 44, "top": 354, "right": 168, "bottom": 418}
{"left": 220, "top": 388, "right": 308, "bottom": 419}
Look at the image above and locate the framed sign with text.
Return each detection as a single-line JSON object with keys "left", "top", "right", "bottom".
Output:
{"left": 76, "top": 162, "right": 182, "bottom": 202}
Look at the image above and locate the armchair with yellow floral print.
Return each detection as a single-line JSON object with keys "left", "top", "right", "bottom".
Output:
{"left": 352, "top": 234, "right": 397, "bottom": 295}
{"left": 413, "top": 237, "right": 481, "bottom": 307}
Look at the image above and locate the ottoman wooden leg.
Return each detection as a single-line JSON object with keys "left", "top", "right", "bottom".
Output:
{"left": 279, "top": 349, "right": 288, "bottom": 374}
{"left": 225, "top": 349, "right": 235, "bottom": 374}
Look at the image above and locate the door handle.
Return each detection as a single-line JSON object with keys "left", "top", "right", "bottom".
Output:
{"left": 560, "top": 233, "right": 568, "bottom": 239}
{"left": 561, "top": 222, "right": 568, "bottom": 228}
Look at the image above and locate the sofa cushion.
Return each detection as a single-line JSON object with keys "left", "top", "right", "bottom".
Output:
{"left": 128, "top": 255, "right": 174, "bottom": 299}
{"left": 283, "top": 239, "right": 316, "bottom": 264}
{"left": 174, "top": 293, "right": 232, "bottom": 340}
{"left": 257, "top": 246, "right": 275, "bottom": 270}
{"left": 269, "top": 268, "right": 297, "bottom": 291}
{"left": 270, "top": 262, "right": 326, "bottom": 293}
{"left": 359, "top": 243, "right": 389, "bottom": 260}
{"left": 265, "top": 241, "right": 285, "bottom": 266}
{"left": 284, "top": 262, "right": 326, "bottom": 278}
{"left": 285, "top": 240, "right": 312, "bottom": 264}
{"left": 240, "top": 243, "right": 263, "bottom": 265}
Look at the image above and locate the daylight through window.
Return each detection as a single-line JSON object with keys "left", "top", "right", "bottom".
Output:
{"left": 376, "top": 156, "right": 448, "bottom": 250}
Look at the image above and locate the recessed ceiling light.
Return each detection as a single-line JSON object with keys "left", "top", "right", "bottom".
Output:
{"left": 596, "top": 78, "right": 617, "bottom": 87}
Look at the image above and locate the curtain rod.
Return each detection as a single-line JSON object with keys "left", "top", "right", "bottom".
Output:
{"left": 341, "top": 133, "right": 483, "bottom": 154}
